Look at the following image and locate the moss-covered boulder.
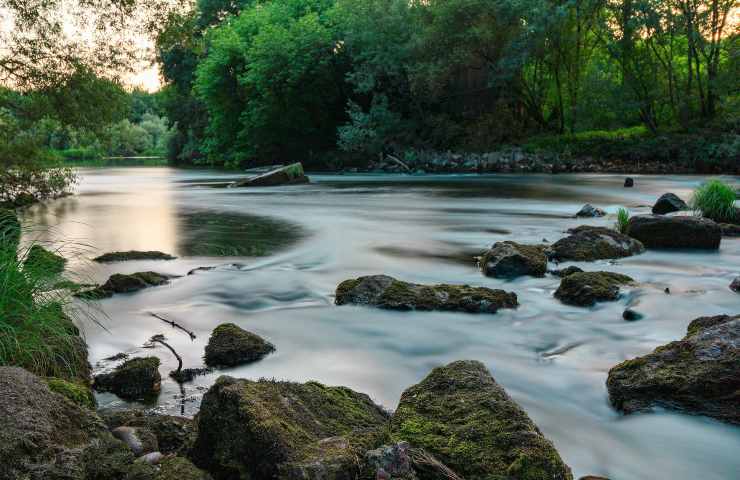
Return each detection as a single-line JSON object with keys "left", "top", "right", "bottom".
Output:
{"left": 607, "top": 314, "right": 740, "bottom": 425}
{"left": 45, "top": 377, "right": 96, "bottom": 409}
{"left": 0, "top": 207, "right": 20, "bottom": 251}
{"left": 480, "top": 241, "right": 547, "bottom": 278}
{"left": 203, "top": 323, "right": 275, "bottom": 367}
{"left": 25, "top": 245, "right": 67, "bottom": 275}
{"left": 390, "top": 361, "right": 572, "bottom": 480}
{"left": 652, "top": 193, "right": 688, "bottom": 215}
{"left": 158, "top": 457, "right": 212, "bottom": 480}
{"left": 190, "top": 376, "right": 390, "bottom": 479}
{"left": 0, "top": 366, "right": 139, "bottom": 480}
{"left": 101, "top": 409, "right": 195, "bottom": 455}
{"left": 80, "top": 272, "right": 172, "bottom": 299}
{"left": 554, "top": 271, "right": 634, "bottom": 307}
{"left": 627, "top": 215, "right": 721, "bottom": 249}
{"left": 232, "top": 162, "right": 309, "bottom": 187}
{"left": 335, "top": 275, "right": 518, "bottom": 314}
{"left": 548, "top": 226, "right": 644, "bottom": 262}
{"left": 94, "top": 357, "right": 161, "bottom": 400}
{"left": 94, "top": 251, "right": 177, "bottom": 263}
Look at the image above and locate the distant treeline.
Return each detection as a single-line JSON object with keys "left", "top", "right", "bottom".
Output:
{"left": 155, "top": 0, "right": 739, "bottom": 168}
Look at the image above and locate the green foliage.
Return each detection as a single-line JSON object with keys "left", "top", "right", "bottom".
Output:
{"left": 46, "top": 377, "right": 96, "bottom": 409}
{"left": 690, "top": 180, "right": 738, "bottom": 223}
{"left": 616, "top": 208, "right": 630, "bottom": 234}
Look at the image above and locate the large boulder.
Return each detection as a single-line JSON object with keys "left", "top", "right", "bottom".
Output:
{"left": 0, "top": 366, "right": 135, "bottom": 480}
{"left": 190, "top": 376, "right": 389, "bottom": 479}
{"left": 93, "top": 251, "right": 176, "bottom": 263}
{"left": 554, "top": 271, "right": 634, "bottom": 307}
{"left": 651, "top": 193, "right": 688, "bottom": 215}
{"left": 94, "top": 357, "right": 161, "bottom": 400}
{"left": 231, "top": 163, "right": 309, "bottom": 187}
{"left": 607, "top": 314, "right": 740, "bottom": 425}
{"left": 391, "top": 361, "right": 572, "bottom": 480}
{"left": 335, "top": 275, "right": 518, "bottom": 314}
{"left": 80, "top": 272, "right": 172, "bottom": 299}
{"left": 627, "top": 215, "right": 721, "bottom": 249}
{"left": 480, "top": 241, "right": 547, "bottom": 278}
{"left": 548, "top": 226, "right": 644, "bottom": 262}
{"left": 203, "top": 323, "right": 275, "bottom": 367}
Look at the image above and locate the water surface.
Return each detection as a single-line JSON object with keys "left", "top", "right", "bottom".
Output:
{"left": 22, "top": 168, "right": 740, "bottom": 480}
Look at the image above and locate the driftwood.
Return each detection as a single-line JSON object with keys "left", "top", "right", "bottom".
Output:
{"left": 148, "top": 312, "right": 196, "bottom": 340}
{"left": 408, "top": 447, "right": 464, "bottom": 480}
{"left": 385, "top": 154, "right": 412, "bottom": 173}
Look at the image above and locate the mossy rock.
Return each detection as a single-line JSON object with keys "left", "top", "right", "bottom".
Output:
{"left": 335, "top": 275, "right": 518, "bottom": 314}
{"left": 548, "top": 226, "right": 644, "bottom": 262}
{"left": 390, "top": 361, "right": 573, "bottom": 480}
{"left": 25, "top": 245, "right": 67, "bottom": 275}
{"left": 480, "top": 241, "right": 548, "bottom": 278}
{"left": 627, "top": 215, "right": 721, "bottom": 249}
{"left": 46, "top": 377, "right": 96, "bottom": 409}
{"left": 0, "top": 207, "right": 20, "bottom": 251}
{"left": 554, "top": 271, "right": 634, "bottom": 307}
{"left": 101, "top": 409, "right": 195, "bottom": 455}
{"left": 190, "top": 376, "right": 389, "bottom": 479}
{"left": 79, "top": 272, "right": 172, "bottom": 299}
{"left": 232, "top": 162, "right": 309, "bottom": 187}
{"left": 157, "top": 457, "right": 212, "bottom": 480}
{"left": 607, "top": 314, "right": 740, "bottom": 425}
{"left": 94, "top": 357, "right": 161, "bottom": 400}
{"left": 203, "top": 323, "right": 275, "bottom": 367}
{"left": 94, "top": 251, "right": 177, "bottom": 263}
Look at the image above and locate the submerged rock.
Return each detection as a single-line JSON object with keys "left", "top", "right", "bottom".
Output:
{"left": 607, "top": 314, "right": 740, "bottom": 425}
{"left": 391, "top": 360, "right": 573, "bottom": 480}
{"left": 731, "top": 277, "right": 740, "bottom": 293}
{"left": 335, "top": 275, "right": 518, "bottom": 313}
{"left": 190, "top": 376, "right": 389, "bottom": 479}
{"left": 480, "top": 241, "right": 547, "bottom": 278}
{"left": 231, "top": 162, "right": 309, "bottom": 187}
{"left": 652, "top": 193, "right": 688, "bottom": 215}
{"left": 24, "top": 245, "right": 66, "bottom": 274}
{"left": 93, "top": 251, "right": 176, "bottom": 263}
{"left": 80, "top": 271, "right": 172, "bottom": 299}
{"left": 203, "top": 323, "right": 275, "bottom": 367}
{"left": 627, "top": 215, "right": 721, "bottom": 249}
{"left": 624, "top": 177, "right": 634, "bottom": 187}
{"left": 100, "top": 409, "right": 194, "bottom": 455}
{"left": 548, "top": 226, "right": 644, "bottom": 262}
{"left": 576, "top": 204, "right": 606, "bottom": 217}
{"left": 554, "top": 271, "right": 634, "bottom": 307}
{"left": 94, "top": 357, "right": 161, "bottom": 400}
{"left": 622, "top": 309, "right": 644, "bottom": 321}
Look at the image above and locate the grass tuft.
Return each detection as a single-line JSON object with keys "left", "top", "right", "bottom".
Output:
{"left": 690, "top": 179, "right": 738, "bottom": 223}
{"left": 615, "top": 208, "right": 630, "bottom": 234}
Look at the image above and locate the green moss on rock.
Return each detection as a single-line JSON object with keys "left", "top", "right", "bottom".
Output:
{"left": 157, "top": 457, "right": 212, "bottom": 480}
{"left": 79, "top": 272, "right": 172, "bottom": 299}
{"left": 548, "top": 226, "right": 644, "bottom": 262}
{"left": 94, "top": 357, "right": 161, "bottom": 400}
{"left": 94, "top": 251, "right": 177, "bottom": 263}
{"left": 554, "top": 271, "right": 634, "bottom": 307}
{"left": 190, "top": 375, "right": 389, "bottom": 479}
{"left": 335, "top": 275, "right": 518, "bottom": 314}
{"left": 203, "top": 323, "right": 275, "bottom": 367}
{"left": 607, "top": 314, "right": 740, "bottom": 425}
{"left": 46, "top": 377, "right": 96, "bottom": 409}
{"left": 390, "top": 361, "right": 572, "bottom": 480}
{"left": 480, "top": 241, "right": 548, "bottom": 278}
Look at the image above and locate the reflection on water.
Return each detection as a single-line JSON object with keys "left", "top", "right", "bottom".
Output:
{"left": 20, "top": 169, "right": 740, "bottom": 480}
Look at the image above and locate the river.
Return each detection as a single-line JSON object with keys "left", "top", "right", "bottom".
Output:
{"left": 21, "top": 168, "right": 740, "bottom": 480}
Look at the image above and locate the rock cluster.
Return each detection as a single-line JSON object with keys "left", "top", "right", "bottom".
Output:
{"left": 607, "top": 314, "right": 740, "bottom": 425}
{"left": 336, "top": 274, "right": 518, "bottom": 313}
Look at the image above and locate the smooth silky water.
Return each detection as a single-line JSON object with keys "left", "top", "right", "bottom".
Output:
{"left": 21, "top": 168, "right": 740, "bottom": 479}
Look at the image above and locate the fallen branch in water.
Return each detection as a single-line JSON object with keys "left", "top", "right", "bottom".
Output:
{"left": 148, "top": 334, "right": 183, "bottom": 378}
{"left": 385, "top": 154, "right": 412, "bottom": 173}
{"left": 148, "top": 312, "right": 196, "bottom": 340}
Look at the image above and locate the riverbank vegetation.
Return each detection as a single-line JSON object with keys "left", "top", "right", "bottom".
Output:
{"left": 155, "top": 0, "right": 739, "bottom": 170}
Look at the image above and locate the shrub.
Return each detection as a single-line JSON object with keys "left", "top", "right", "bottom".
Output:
{"left": 616, "top": 208, "right": 630, "bottom": 234}
{"left": 690, "top": 179, "right": 738, "bottom": 223}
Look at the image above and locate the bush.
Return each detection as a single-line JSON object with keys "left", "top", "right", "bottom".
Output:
{"left": 690, "top": 180, "right": 738, "bottom": 223}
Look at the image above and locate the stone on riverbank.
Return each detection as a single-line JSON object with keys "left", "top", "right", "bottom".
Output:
{"left": 190, "top": 375, "right": 389, "bottom": 479}
{"left": 335, "top": 275, "right": 518, "bottom": 313}
{"left": 231, "top": 163, "right": 309, "bottom": 187}
{"left": 607, "top": 314, "right": 740, "bottom": 425}
{"left": 391, "top": 360, "right": 573, "bottom": 480}
{"left": 627, "top": 215, "right": 721, "bottom": 249}
{"left": 94, "top": 357, "right": 161, "bottom": 400}
{"left": 554, "top": 271, "right": 634, "bottom": 307}
{"left": 203, "top": 323, "right": 275, "bottom": 367}
{"left": 94, "top": 251, "right": 177, "bottom": 263}
{"left": 548, "top": 226, "right": 644, "bottom": 261}
{"left": 576, "top": 204, "right": 606, "bottom": 217}
{"left": 101, "top": 409, "right": 195, "bottom": 455}
{"left": 652, "top": 193, "right": 687, "bottom": 214}
{"left": 79, "top": 271, "right": 172, "bottom": 299}
{"left": 480, "top": 241, "right": 548, "bottom": 278}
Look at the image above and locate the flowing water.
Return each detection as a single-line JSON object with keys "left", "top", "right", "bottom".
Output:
{"left": 22, "top": 168, "right": 740, "bottom": 480}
